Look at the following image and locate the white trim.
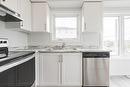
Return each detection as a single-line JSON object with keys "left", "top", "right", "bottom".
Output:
{"left": 119, "top": 16, "right": 125, "bottom": 56}
{"left": 123, "top": 16, "right": 130, "bottom": 56}
{"left": 103, "top": 16, "right": 119, "bottom": 56}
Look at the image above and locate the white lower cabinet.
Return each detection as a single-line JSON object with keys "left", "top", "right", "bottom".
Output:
{"left": 39, "top": 53, "right": 59, "bottom": 86}
{"left": 39, "top": 53, "right": 82, "bottom": 86}
{"left": 62, "top": 53, "right": 82, "bottom": 86}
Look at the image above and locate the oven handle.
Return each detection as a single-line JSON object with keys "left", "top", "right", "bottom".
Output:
{"left": 0, "top": 54, "right": 35, "bottom": 73}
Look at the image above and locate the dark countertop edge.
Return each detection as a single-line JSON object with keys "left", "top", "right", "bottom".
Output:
{"left": 12, "top": 51, "right": 35, "bottom": 58}
{"left": 0, "top": 51, "right": 35, "bottom": 63}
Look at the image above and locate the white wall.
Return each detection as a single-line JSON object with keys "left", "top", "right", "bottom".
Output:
{"left": 0, "top": 21, "right": 28, "bottom": 47}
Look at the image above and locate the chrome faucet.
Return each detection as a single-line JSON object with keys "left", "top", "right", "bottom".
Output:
{"left": 61, "top": 42, "right": 66, "bottom": 49}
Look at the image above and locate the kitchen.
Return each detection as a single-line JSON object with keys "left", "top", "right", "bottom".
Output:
{"left": 0, "top": 0, "right": 130, "bottom": 87}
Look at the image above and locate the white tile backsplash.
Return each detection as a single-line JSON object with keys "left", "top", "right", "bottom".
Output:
{"left": 27, "top": 31, "right": 101, "bottom": 48}
{"left": 0, "top": 21, "right": 28, "bottom": 47}
{"left": 28, "top": 32, "right": 51, "bottom": 47}
{"left": 81, "top": 32, "right": 101, "bottom": 49}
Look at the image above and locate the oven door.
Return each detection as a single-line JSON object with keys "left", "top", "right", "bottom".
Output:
{"left": 0, "top": 57, "right": 35, "bottom": 87}
{"left": 0, "top": 65, "right": 17, "bottom": 87}
{"left": 16, "top": 57, "right": 35, "bottom": 87}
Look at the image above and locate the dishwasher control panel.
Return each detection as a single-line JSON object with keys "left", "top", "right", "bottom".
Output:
{"left": 82, "top": 52, "right": 110, "bottom": 58}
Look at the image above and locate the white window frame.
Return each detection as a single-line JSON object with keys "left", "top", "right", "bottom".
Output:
{"left": 104, "top": 13, "right": 130, "bottom": 56}
{"left": 51, "top": 11, "right": 81, "bottom": 42}
{"left": 123, "top": 15, "right": 130, "bottom": 56}
{"left": 103, "top": 16, "right": 119, "bottom": 56}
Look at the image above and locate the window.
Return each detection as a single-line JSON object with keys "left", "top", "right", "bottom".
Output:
{"left": 52, "top": 12, "right": 80, "bottom": 40}
{"left": 103, "top": 17, "right": 119, "bottom": 55}
{"left": 103, "top": 15, "right": 130, "bottom": 56}
{"left": 124, "top": 16, "right": 130, "bottom": 53}
{"left": 55, "top": 17, "right": 78, "bottom": 39}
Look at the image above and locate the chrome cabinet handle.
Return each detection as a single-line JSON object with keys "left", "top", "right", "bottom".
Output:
{"left": 58, "top": 55, "right": 61, "bottom": 62}
{"left": 58, "top": 54, "right": 63, "bottom": 84}
{"left": 58, "top": 54, "right": 63, "bottom": 63}
{"left": 21, "top": 21, "right": 23, "bottom": 27}
{"left": 61, "top": 56, "right": 63, "bottom": 63}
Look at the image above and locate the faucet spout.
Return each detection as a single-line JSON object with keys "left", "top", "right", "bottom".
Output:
{"left": 61, "top": 42, "right": 66, "bottom": 49}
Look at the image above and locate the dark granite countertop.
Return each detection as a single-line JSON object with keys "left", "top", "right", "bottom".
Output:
{"left": 0, "top": 51, "right": 35, "bottom": 64}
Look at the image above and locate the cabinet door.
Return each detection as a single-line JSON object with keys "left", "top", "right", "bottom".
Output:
{"left": 26, "top": 0, "right": 31, "bottom": 31}
{"left": 62, "top": 53, "right": 82, "bottom": 86}
{"left": 82, "top": 2, "right": 103, "bottom": 32}
{"left": 17, "top": 58, "right": 35, "bottom": 87}
{"left": 0, "top": 0, "right": 18, "bottom": 12}
{"left": 0, "top": 67, "right": 17, "bottom": 87}
{"left": 39, "top": 53, "right": 60, "bottom": 86}
{"left": 19, "top": 0, "right": 31, "bottom": 31}
{"left": 32, "top": 3, "right": 49, "bottom": 32}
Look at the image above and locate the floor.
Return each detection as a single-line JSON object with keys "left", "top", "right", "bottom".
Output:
{"left": 110, "top": 76, "right": 130, "bottom": 87}
{"left": 35, "top": 76, "right": 130, "bottom": 87}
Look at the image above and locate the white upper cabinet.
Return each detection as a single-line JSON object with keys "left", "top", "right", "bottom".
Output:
{"left": 19, "top": 0, "right": 32, "bottom": 31}
{"left": 32, "top": 2, "right": 50, "bottom": 32}
{"left": 82, "top": 1, "right": 103, "bottom": 32}
{"left": 0, "top": 0, "right": 18, "bottom": 13}
{"left": 5, "top": 0, "right": 32, "bottom": 31}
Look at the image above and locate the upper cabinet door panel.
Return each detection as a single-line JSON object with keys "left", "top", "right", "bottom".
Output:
{"left": 82, "top": 2, "right": 103, "bottom": 32}
{"left": 32, "top": 3, "right": 50, "bottom": 32}
{"left": 18, "top": 0, "right": 31, "bottom": 31}
{"left": 0, "top": 0, "right": 18, "bottom": 12}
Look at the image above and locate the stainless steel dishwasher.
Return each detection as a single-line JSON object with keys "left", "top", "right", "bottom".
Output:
{"left": 82, "top": 52, "right": 110, "bottom": 87}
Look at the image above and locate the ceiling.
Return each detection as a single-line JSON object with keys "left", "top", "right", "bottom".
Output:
{"left": 31, "top": 0, "right": 130, "bottom": 9}
{"left": 48, "top": 0, "right": 84, "bottom": 9}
